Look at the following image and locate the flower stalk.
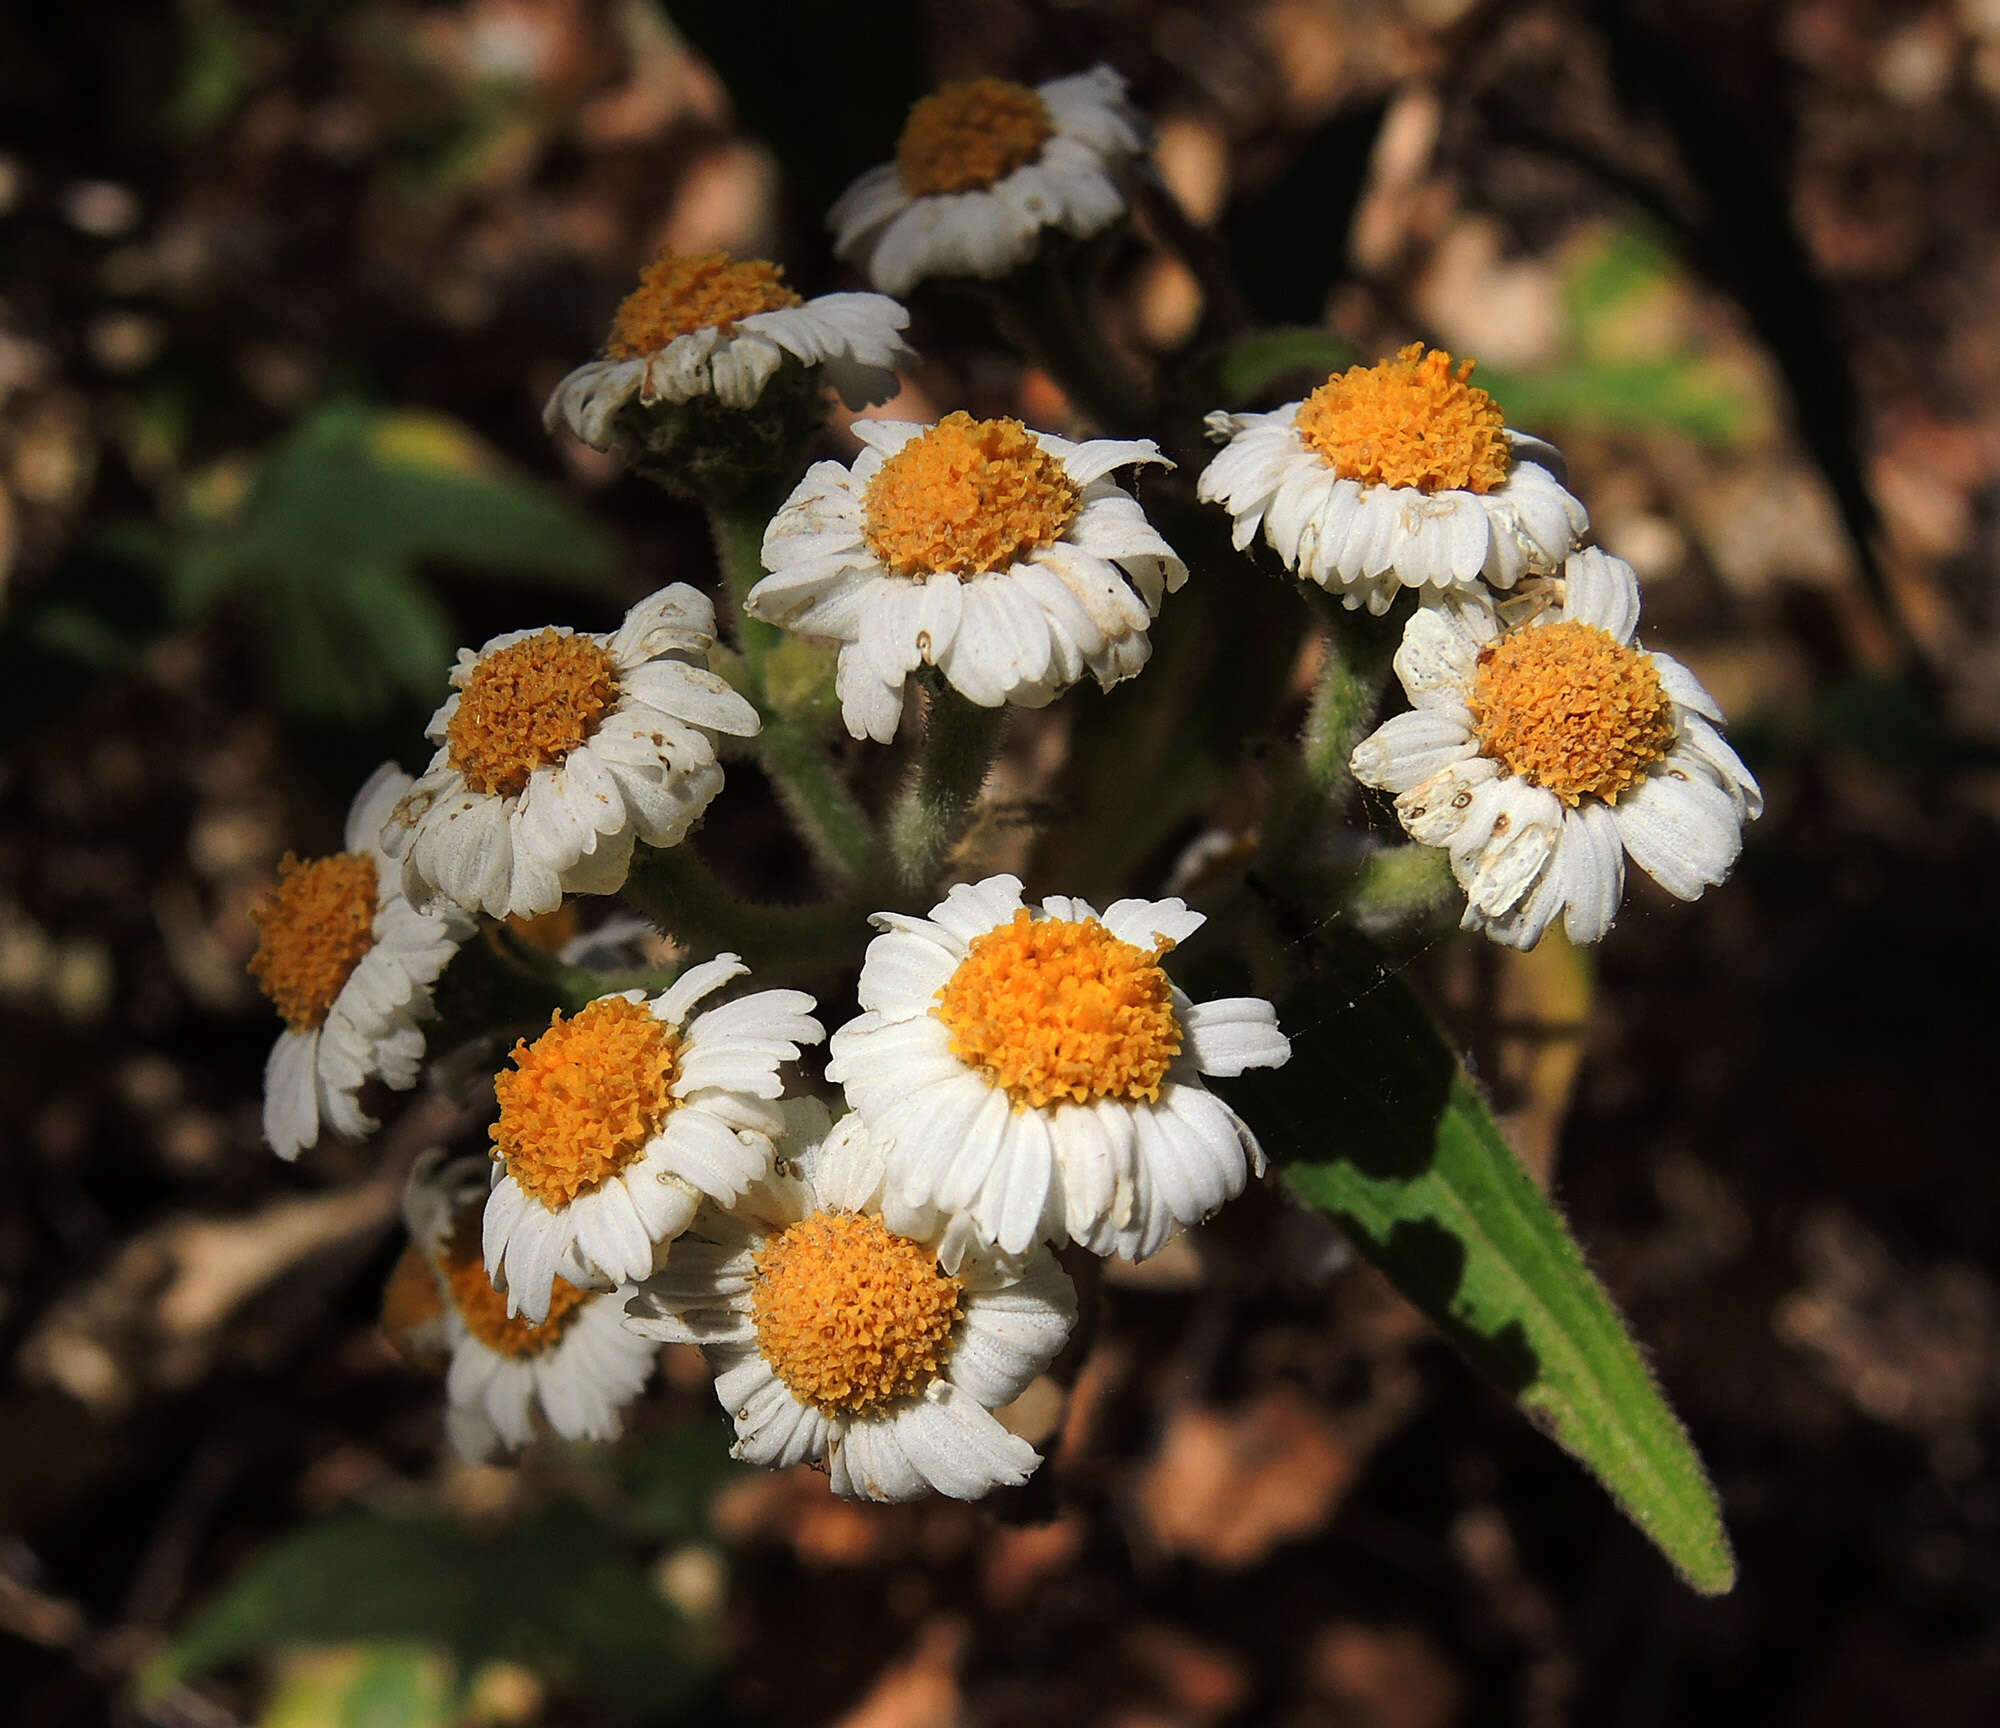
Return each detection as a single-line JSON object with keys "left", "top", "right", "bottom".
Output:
{"left": 620, "top": 843, "right": 856, "bottom": 979}
{"left": 885, "top": 677, "right": 1007, "bottom": 893}
{"left": 707, "top": 489, "right": 878, "bottom": 887}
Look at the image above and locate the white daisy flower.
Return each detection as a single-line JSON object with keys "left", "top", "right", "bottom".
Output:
{"left": 380, "top": 584, "right": 760, "bottom": 922}
{"left": 481, "top": 955, "right": 824, "bottom": 1325}
{"left": 249, "top": 764, "right": 474, "bottom": 1161}
{"left": 1349, "top": 547, "right": 1764, "bottom": 950}
{"left": 829, "top": 66, "right": 1148, "bottom": 298}
{"left": 400, "top": 1151, "right": 660, "bottom": 1462}
{"left": 625, "top": 1101, "right": 1077, "bottom": 1503}
{"left": 825, "top": 874, "right": 1292, "bottom": 1262}
{"left": 1197, "top": 344, "right": 1588, "bottom": 614}
{"left": 744, "top": 413, "right": 1185, "bottom": 743}
{"left": 544, "top": 248, "right": 914, "bottom": 451}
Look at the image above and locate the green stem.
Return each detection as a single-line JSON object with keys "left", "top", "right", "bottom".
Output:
{"left": 706, "top": 488, "right": 878, "bottom": 887}
{"left": 1299, "top": 602, "right": 1399, "bottom": 804}
{"left": 1344, "top": 842, "right": 1459, "bottom": 935}
{"left": 706, "top": 489, "right": 784, "bottom": 677}
{"left": 621, "top": 844, "right": 857, "bottom": 979}
{"left": 755, "top": 714, "right": 875, "bottom": 887}
{"left": 886, "top": 679, "right": 1006, "bottom": 894}
{"left": 1257, "top": 601, "right": 1400, "bottom": 893}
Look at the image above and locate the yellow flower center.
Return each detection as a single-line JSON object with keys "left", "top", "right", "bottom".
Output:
{"left": 438, "top": 1210, "right": 592, "bottom": 1358}
{"left": 751, "top": 1211, "right": 963, "bottom": 1414}
{"left": 896, "top": 77, "right": 1054, "bottom": 197}
{"left": 1294, "top": 343, "right": 1512, "bottom": 494}
{"left": 605, "top": 249, "right": 802, "bottom": 360}
{"left": 490, "top": 997, "right": 682, "bottom": 1209}
{"left": 934, "top": 908, "right": 1183, "bottom": 1110}
{"left": 1469, "top": 620, "right": 1674, "bottom": 805}
{"left": 248, "top": 851, "right": 378, "bottom": 1032}
{"left": 862, "top": 412, "right": 1082, "bottom": 578}
{"left": 446, "top": 629, "right": 620, "bottom": 798}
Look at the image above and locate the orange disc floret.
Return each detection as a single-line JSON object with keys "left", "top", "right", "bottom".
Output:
{"left": 606, "top": 250, "right": 803, "bottom": 360}
{"left": 248, "top": 851, "right": 379, "bottom": 1032}
{"left": 445, "top": 629, "right": 620, "bottom": 798}
{"left": 751, "top": 1211, "right": 963, "bottom": 1413}
{"left": 438, "top": 1209, "right": 591, "bottom": 1357}
{"left": 896, "top": 77, "right": 1053, "bottom": 197}
{"left": 1469, "top": 619, "right": 1674, "bottom": 805}
{"left": 862, "top": 412, "right": 1082, "bottom": 578}
{"left": 490, "top": 997, "right": 682, "bottom": 1208}
{"left": 934, "top": 908, "right": 1183, "bottom": 1109}
{"left": 1294, "top": 343, "right": 1512, "bottom": 495}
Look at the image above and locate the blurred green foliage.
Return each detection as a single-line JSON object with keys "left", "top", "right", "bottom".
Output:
{"left": 1480, "top": 226, "right": 1764, "bottom": 445}
{"left": 169, "top": 402, "right": 621, "bottom": 722}
{"left": 145, "top": 1498, "right": 712, "bottom": 1724}
{"left": 0, "top": 401, "right": 621, "bottom": 747}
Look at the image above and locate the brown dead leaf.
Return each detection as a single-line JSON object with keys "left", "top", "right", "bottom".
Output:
{"left": 1136, "top": 1384, "right": 1355, "bottom": 1567}
{"left": 1309, "top": 1623, "right": 1464, "bottom": 1728}
{"left": 829, "top": 1613, "right": 965, "bottom": 1728}
{"left": 1123, "top": 1621, "right": 1251, "bottom": 1724}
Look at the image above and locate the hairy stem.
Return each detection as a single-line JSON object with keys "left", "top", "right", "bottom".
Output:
{"left": 1257, "top": 602, "right": 1400, "bottom": 894}
{"left": 886, "top": 679, "right": 1006, "bottom": 895}
{"left": 706, "top": 489, "right": 877, "bottom": 886}
{"left": 705, "top": 488, "right": 785, "bottom": 676}
{"left": 621, "top": 844, "right": 857, "bottom": 980}
{"left": 755, "top": 713, "right": 875, "bottom": 887}
{"left": 1299, "top": 604, "right": 1399, "bottom": 806}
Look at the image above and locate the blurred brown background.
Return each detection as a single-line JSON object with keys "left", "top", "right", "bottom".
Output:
{"left": 3, "top": 1, "right": 1998, "bottom": 1723}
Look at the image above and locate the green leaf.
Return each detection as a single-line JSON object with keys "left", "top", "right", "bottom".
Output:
{"left": 1223, "top": 936, "right": 1736, "bottom": 1595}
{"left": 1195, "top": 327, "right": 1356, "bottom": 410}
{"left": 146, "top": 1504, "right": 706, "bottom": 1721}
{"left": 256, "top": 1643, "right": 453, "bottom": 1728}
{"left": 166, "top": 401, "right": 622, "bottom": 724}
{"left": 1476, "top": 357, "right": 1758, "bottom": 446}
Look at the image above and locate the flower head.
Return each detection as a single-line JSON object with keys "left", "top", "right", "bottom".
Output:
{"left": 1197, "top": 344, "right": 1588, "bottom": 613}
{"left": 826, "top": 875, "right": 1292, "bottom": 1261}
{"left": 829, "top": 66, "right": 1147, "bottom": 297}
{"left": 380, "top": 585, "right": 759, "bottom": 922}
{"left": 745, "top": 414, "right": 1185, "bottom": 742}
{"left": 624, "top": 1101, "right": 1076, "bottom": 1502}
{"left": 401, "top": 1152, "right": 660, "bottom": 1461}
{"left": 1349, "top": 547, "right": 1763, "bottom": 949}
{"left": 249, "top": 764, "right": 473, "bottom": 1160}
{"left": 481, "top": 956, "right": 824, "bottom": 1323}
{"left": 545, "top": 248, "right": 914, "bottom": 456}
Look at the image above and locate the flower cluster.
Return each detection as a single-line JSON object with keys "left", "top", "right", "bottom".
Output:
{"left": 247, "top": 61, "right": 1760, "bottom": 1506}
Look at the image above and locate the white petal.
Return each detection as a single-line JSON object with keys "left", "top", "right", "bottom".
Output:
{"left": 1559, "top": 801, "right": 1626, "bottom": 944}
{"left": 1180, "top": 997, "right": 1291, "bottom": 1075}
{"left": 1561, "top": 547, "right": 1642, "bottom": 640}
{"left": 1612, "top": 771, "right": 1743, "bottom": 900}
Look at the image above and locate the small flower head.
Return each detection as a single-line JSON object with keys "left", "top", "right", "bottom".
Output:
{"left": 625, "top": 1101, "right": 1076, "bottom": 1502}
{"left": 481, "top": 956, "right": 824, "bottom": 1324}
{"left": 1197, "top": 344, "right": 1588, "bottom": 613}
{"left": 829, "top": 66, "right": 1147, "bottom": 298}
{"left": 380, "top": 585, "right": 759, "bottom": 922}
{"left": 1349, "top": 547, "right": 1763, "bottom": 949}
{"left": 826, "top": 875, "right": 1292, "bottom": 1261}
{"left": 401, "top": 1152, "right": 659, "bottom": 1461}
{"left": 250, "top": 765, "right": 473, "bottom": 1160}
{"left": 544, "top": 247, "right": 913, "bottom": 484}
{"left": 746, "top": 414, "right": 1185, "bottom": 742}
